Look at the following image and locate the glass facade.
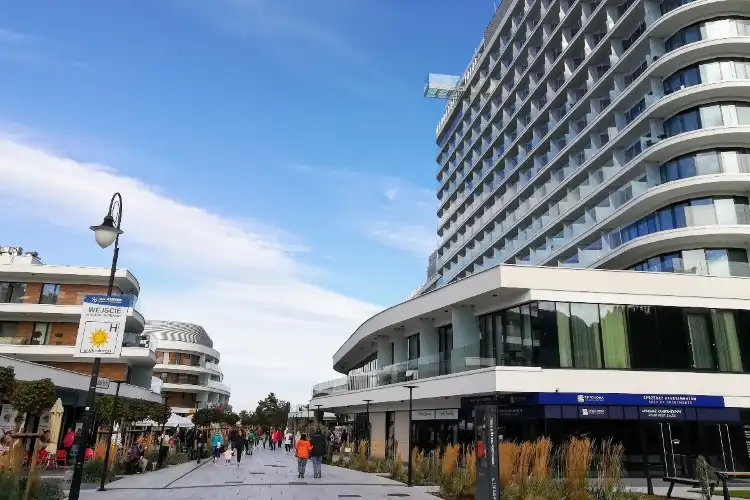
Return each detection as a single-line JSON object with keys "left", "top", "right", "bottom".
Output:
{"left": 628, "top": 248, "right": 750, "bottom": 277}
{"left": 477, "top": 301, "right": 750, "bottom": 373}
{"left": 423, "top": 0, "right": 750, "bottom": 293}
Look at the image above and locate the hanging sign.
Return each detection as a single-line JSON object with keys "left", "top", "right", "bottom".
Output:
{"left": 74, "top": 295, "right": 132, "bottom": 358}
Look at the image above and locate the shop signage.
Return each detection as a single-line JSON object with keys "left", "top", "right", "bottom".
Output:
{"left": 74, "top": 295, "right": 133, "bottom": 358}
{"left": 435, "top": 409, "right": 459, "bottom": 420}
{"left": 639, "top": 407, "right": 684, "bottom": 420}
{"left": 538, "top": 392, "right": 724, "bottom": 408}
{"left": 476, "top": 406, "right": 500, "bottom": 500}
{"left": 412, "top": 410, "right": 436, "bottom": 420}
{"left": 579, "top": 407, "right": 608, "bottom": 419}
{"left": 497, "top": 407, "right": 527, "bottom": 419}
{"left": 743, "top": 425, "right": 750, "bottom": 460}
{"left": 96, "top": 377, "right": 111, "bottom": 389}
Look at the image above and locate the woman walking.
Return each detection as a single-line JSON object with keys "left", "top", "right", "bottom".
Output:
{"left": 294, "top": 433, "right": 313, "bottom": 479}
{"left": 211, "top": 430, "right": 223, "bottom": 466}
{"left": 284, "top": 429, "right": 293, "bottom": 453}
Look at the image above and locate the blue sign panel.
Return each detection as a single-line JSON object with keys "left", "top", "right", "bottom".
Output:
{"left": 83, "top": 295, "right": 133, "bottom": 307}
{"left": 640, "top": 407, "right": 685, "bottom": 420}
{"left": 579, "top": 407, "right": 608, "bottom": 419}
{"left": 538, "top": 392, "right": 724, "bottom": 408}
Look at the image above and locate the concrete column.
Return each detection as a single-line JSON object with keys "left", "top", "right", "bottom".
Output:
{"left": 377, "top": 336, "right": 393, "bottom": 368}
{"left": 393, "top": 335, "right": 407, "bottom": 364}
{"left": 394, "top": 411, "right": 410, "bottom": 462}
{"left": 369, "top": 412, "right": 386, "bottom": 458}
{"left": 451, "top": 306, "right": 479, "bottom": 348}
{"left": 419, "top": 319, "right": 439, "bottom": 359}
{"left": 419, "top": 319, "right": 440, "bottom": 377}
{"left": 452, "top": 306, "right": 480, "bottom": 372}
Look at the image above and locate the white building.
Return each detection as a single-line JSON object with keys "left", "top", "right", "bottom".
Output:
{"left": 312, "top": 0, "right": 750, "bottom": 477}
{"left": 145, "top": 320, "right": 231, "bottom": 416}
{"left": 420, "top": 0, "right": 750, "bottom": 292}
{"left": 0, "top": 246, "right": 155, "bottom": 387}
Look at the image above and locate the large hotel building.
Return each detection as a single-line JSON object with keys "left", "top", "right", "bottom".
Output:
{"left": 311, "top": 0, "right": 750, "bottom": 477}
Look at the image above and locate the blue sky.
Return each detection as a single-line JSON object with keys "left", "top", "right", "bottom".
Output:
{"left": 0, "top": 0, "right": 496, "bottom": 409}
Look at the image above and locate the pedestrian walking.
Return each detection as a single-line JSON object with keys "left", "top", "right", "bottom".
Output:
{"left": 294, "top": 433, "right": 313, "bottom": 479}
{"left": 284, "top": 429, "right": 293, "bottom": 453}
{"left": 310, "top": 428, "right": 326, "bottom": 479}
{"left": 211, "top": 431, "right": 223, "bottom": 466}
{"left": 233, "top": 430, "right": 247, "bottom": 466}
{"left": 195, "top": 429, "right": 206, "bottom": 464}
{"left": 247, "top": 429, "right": 255, "bottom": 455}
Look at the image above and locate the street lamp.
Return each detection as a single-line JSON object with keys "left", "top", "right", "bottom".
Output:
{"left": 98, "top": 381, "right": 122, "bottom": 491}
{"left": 69, "top": 193, "right": 123, "bottom": 500}
{"left": 305, "top": 405, "right": 311, "bottom": 433}
{"left": 314, "top": 404, "right": 323, "bottom": 430}
{"left": 404, "top": 386, "right": 418, "bottom": 487}
{"left": 363, "top": 399, "right": 372, "bottom": 459}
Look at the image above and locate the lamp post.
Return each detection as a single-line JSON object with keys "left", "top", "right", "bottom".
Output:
{"left": 98, "top": 381, "right": 122, "bottom": 491}
{"left": 69, "top": 193, "right": 123, "bottom": 500}
{"left": 404, "top": 386, "right": 418, "bottom": 487}
{"left": 305, "top": 405, "right": 310, "bottom": 433}
{"left": 363, "top": 399, "right": 372, "bottom": 459}
{"left": 314, "top": 404, "right": 323, "bottom": 430}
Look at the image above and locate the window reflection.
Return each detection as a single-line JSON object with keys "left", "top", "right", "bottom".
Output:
{"left": 628, "top": 248, "right": 750, "bottom": 277}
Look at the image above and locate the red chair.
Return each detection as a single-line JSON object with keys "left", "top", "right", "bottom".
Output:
{"left": 84, "top": 448, "right": 94, "bottom": 461}
{"left": 36, "top": 449, "right": 49, "bottom": 468}
{"left": 55, "top": 450, "right": 67, "bottom": 469}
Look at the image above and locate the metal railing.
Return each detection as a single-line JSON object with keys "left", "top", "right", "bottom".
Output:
{"left": 312, "top": 342, "right": 495, "bottom": 398}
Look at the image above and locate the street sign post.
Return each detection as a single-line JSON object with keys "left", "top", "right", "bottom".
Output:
{"left": 74, "top": 295, "right": 132, "bottom": 358}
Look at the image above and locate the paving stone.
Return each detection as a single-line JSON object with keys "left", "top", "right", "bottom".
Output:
{"left": 79, "top": 447, "right": 439, "bottom": 500}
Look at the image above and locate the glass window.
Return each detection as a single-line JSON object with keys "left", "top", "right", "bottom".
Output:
{"left": 700, "top": 105, "right": 724, "bottom": 127}
{"left": 655, "top": 306, "right": 692, "bottom": 370}
{"left": 30, "top": 322, "right": 50, "bottom": 345}
{"left": 705, "top": 249, "right": 731, "bottom": 277}
{"left": 0, "top": 282, "right": 27, "bottom": 303}
{"left": 556, "top": 302, "right": 573, "bottom": 367}
{"left": 0, "top": 322, "right": 18, "bottom": 344}
{"left": 727, "top": 248, "right": 750, "bottom": 277}
{"left": 599, "top": 304, "right": 630, "bottom": 368}
{"left": 711, "top": 310, "right": 743, "bottom": 372}
{"left": 686, "top": 312, "right": 715, "bottom": 369}
{"left": 407, "top": 334, "right": 420, "bottom": 361}
{"left": 536, "top": 302, "right": 560, "bottom": 368}
{"left": 570, "top": 303, "right": 602, "bottom": 368}
{"left": 627, "top": 306, "right": 661, "bottom": 369}
{"left": 39, "top": 284, "right": 60, "bottom": 305}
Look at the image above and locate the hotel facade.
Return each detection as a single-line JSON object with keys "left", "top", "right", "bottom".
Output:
{"left": 311, "top": 0, "right": 750, "bottom": 477}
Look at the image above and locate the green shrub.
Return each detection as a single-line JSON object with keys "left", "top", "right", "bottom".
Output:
{"left": 0, "top": 473, "right": 64, "bottom": 500}
{"left": 81, "top": 459, "right": 123, "bottom": 484}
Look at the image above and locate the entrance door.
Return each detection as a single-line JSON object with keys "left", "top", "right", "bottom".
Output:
{"left": 659, "top": 422, "right": 688, "bottom": 477}
{"left": 717, "top": 424, "right": 736, "bottom": 472}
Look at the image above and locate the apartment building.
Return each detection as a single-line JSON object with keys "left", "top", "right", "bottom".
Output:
{"left": 145, "top": 320, "right": 231, "bottom": 416}
{"left": 311, "top": 0, "right": 750, "bottom": 478}
{"left": 0, "top": 246, "right": 155, "bottom": 387}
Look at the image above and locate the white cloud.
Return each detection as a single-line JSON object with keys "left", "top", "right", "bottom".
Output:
{"left": 295, "top": 165, "right": 438, "bottom": 258}
{"left": 0, "top": 135, "right": 383, "bottom": 409}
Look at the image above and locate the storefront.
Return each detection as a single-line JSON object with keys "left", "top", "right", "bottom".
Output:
{"left": 460, "top": 392, "right": 749, "bottom": 476}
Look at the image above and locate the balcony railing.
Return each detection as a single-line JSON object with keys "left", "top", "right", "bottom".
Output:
{"left": 207, "top": 380, "right": 231, "bottom": 393}
{"left": 205, "top": 362, "right": 222, "bottom": 373}
{"left": 122, "top": 332, "right": 155, "bottom": 352}
{"left": 312, "top": 343, "right": 495, "bottom": 398}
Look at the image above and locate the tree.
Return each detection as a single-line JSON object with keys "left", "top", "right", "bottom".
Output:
{"left": 122, "top": 400, "right": 152, "bottom": 424}
{"left": 193, "top": 406, "right": 222, "bottom": 426}
{"left": 0, "top": 366, "right": 15, "bottom": 403}
{"left": 254, "top": 393, "right": 290, "bottom": 428}
{"left": 238, "top": 410, "right": 254, "bottom": 427}
{"left": 95, "top": 395, "right": 126, "bottom": 424}
{"left": 11, "top": 379, "right": 57, "bottom": 418}
{"left": 149, "top": 402, "right": 172, "bottom": 425}
{"left": 222, "top": 412, "right": 240, "bottom": 426}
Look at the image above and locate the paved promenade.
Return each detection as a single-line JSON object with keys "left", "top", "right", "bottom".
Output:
{"left": 81, "top": 447, "right": 438, "bottom": 500}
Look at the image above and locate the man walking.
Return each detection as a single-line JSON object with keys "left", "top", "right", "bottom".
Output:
{"left": 195, "top": 429, "right": 206, "bottom": 464}
{"left": 310, "top": 428, "right": 326, "bottom": 479}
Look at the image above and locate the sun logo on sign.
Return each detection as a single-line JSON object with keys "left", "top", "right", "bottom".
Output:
{"left": 90, "top": 328, "right": 109, "bottom": 347}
